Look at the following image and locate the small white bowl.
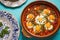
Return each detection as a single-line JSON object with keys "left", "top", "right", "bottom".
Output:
{"left": 0, "top": 0, "right": 26, "bottom": 7}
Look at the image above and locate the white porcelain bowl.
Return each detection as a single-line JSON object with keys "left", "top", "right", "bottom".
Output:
{"left": 0, "top": 0, "right": 26, "bottom": 7}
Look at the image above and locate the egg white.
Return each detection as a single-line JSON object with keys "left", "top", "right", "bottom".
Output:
{"left": 26, "top": 22, "right": 33, "bottom": 29}
{"left": 42, "top": 9, "right": 50, "bottom": 16}
{"left": 48, "top": 17, "right": 54, "bottom": 22}
{"left": 33, "top": 26, "right": 36, "bottom": 32}
{"left": 27, "top": 25, "right": 33, "bottom": 29}
{"left": 44, "top": 24, "right": 53, "bottom": 30}
{"left": 26, "top": 14, "right": 34, "bottom": 21}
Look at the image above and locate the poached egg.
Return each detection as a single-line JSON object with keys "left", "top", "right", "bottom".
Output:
{"left": 35, "top": 15, "right": 46, "bottom": 25}
{"left": 44, "top": 22, "right": 53, "bottom": 30}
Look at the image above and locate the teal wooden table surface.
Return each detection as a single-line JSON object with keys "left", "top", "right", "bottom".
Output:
{"left": 0, "top": 0, "right": 60, "bottom": 40}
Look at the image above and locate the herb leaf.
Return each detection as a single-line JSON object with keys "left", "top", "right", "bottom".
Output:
{"left": 0, "top": 22, "right": 3, "bottom": 27}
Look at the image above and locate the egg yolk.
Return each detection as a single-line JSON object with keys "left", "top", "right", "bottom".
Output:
{"left": 43, "top": 9, "right": 50, "bottom": 15}
{"left": 35, "top": 25, "right": 41, "bottom": 32}
{"left": 48, "top": 15, "right": 55, "bottom": 20}
{"left": 38, "top": 17, "right": 43, "bottom": 22}
{"left": 26, "top": 22, "right": 33, "bottom": 28}
{"left": 45, "top": 22, "right": 51, "bottom": 28}
{"left": 27, "top": 14, "right": 34, "bottom": 19}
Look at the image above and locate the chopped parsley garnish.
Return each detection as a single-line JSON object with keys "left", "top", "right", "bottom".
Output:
{"left": 0, "top": 22, "right": 3, "bottom": 27}
{"left": 0, "top": 26, "right": 9, "bottom": 38}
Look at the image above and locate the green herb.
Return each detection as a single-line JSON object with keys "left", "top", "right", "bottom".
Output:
{"left": 0, "top": 33, "right": 4, "bottom": 38}
{"left": 0, "top": 22, "right": 3, "bottom": 27}
{"left": 5, "top": 26, "right": 9, "bottom": 29}
{"left": 0, "top": 26, "right": 9, "bottom": 38}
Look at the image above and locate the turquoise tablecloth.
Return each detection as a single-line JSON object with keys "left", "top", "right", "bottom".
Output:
{"left": 0, "top": 0, "right": 60, "bottom": 40}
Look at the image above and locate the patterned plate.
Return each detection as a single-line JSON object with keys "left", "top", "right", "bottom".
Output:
{"left": 0, "top": 11, "right": 20, "bottom": 40}
{"left": 0, "top": 0, "right": 26, "bottom": 7}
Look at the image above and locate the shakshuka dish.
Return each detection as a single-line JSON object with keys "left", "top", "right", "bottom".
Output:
{"left": 21, "top": 1, "right": 60, "bottom": 37}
